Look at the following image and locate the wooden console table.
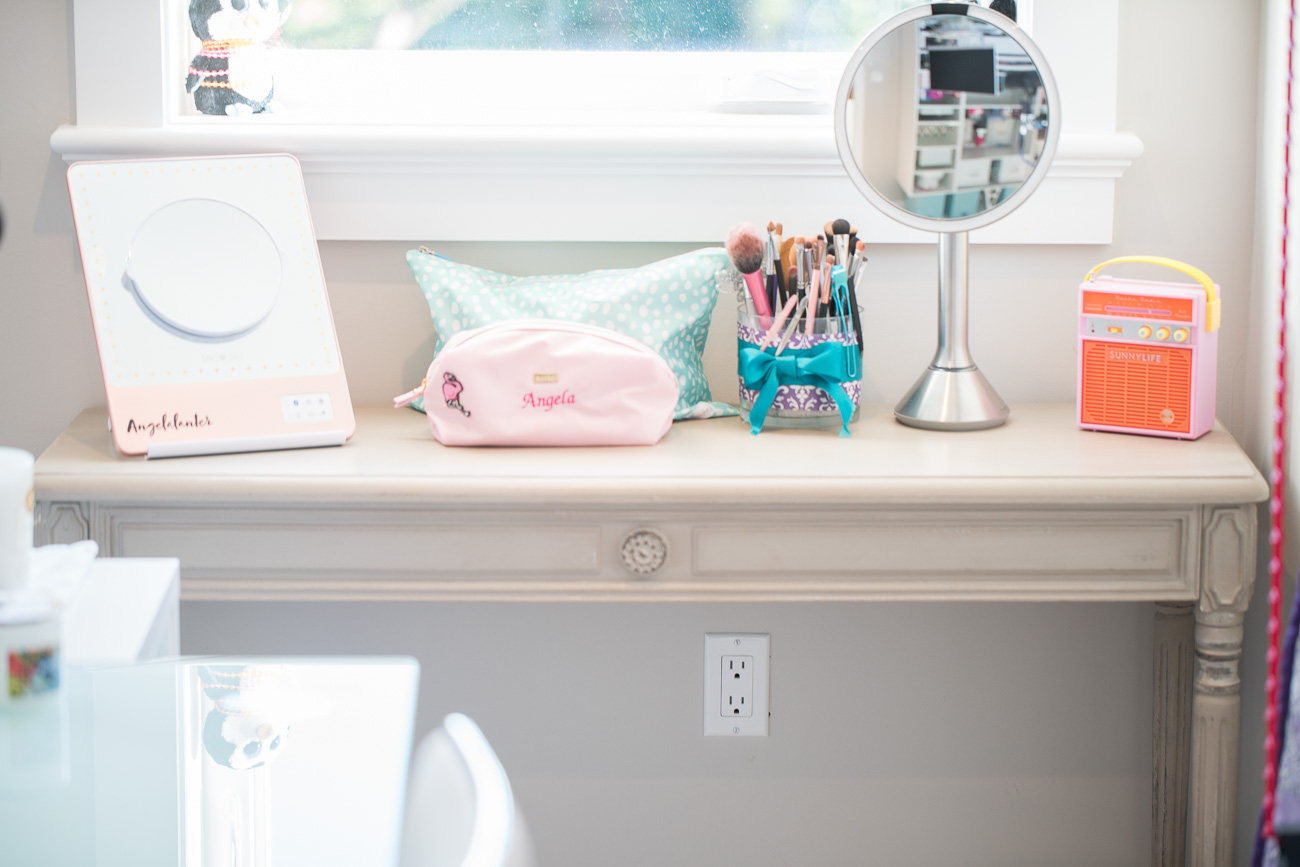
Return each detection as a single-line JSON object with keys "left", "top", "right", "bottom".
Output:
{"left": 34, "top": 404, "right": 1267, "bottom": 867}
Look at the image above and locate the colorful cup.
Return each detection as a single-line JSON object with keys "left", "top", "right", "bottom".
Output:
{"left": 736, "top": 308, "right": 862, "bottom": 435}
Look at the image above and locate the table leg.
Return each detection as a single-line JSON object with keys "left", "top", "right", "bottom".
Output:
{"left": 1154, "top": 601, "right": 1193, "bottom": 867}
{"left": 1189, "top": 609, "right": 1246, "bottom": 867}
{"left": 1188, "top": 504, "right": 1258, "bottom": 867}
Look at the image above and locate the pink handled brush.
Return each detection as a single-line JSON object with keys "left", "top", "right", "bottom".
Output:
{"left": 758, "top": 294, "right": 801, "bottom": 351}
{"left": 726, "top": 223, "right": 773, "bottom": 318}
{"left": 805, "top": 266, "right": 822, "bottom": 335}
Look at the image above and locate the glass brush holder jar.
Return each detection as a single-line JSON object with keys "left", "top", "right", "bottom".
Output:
{"left": 736, "top": 306, "right": 862, "bottom": 435}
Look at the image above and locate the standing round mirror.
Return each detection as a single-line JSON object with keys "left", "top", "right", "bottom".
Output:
{"left": 833, "top": 3, "right": 1059, "bottom": 429}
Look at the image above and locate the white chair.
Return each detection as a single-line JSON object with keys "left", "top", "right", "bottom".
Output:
{"left": 400, "top": 713, "right": 537, "bottom": 867}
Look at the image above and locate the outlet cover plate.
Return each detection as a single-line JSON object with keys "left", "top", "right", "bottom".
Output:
{"left": 704, "top": 633, "right": 770, "bottom": 736}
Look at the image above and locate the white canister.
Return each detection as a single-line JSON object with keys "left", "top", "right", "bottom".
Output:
{"left": 0, "top": 448, "right": 35, "bottom": 593}
{"left": 0, "top": 600, "right": 60, "bottom": 706}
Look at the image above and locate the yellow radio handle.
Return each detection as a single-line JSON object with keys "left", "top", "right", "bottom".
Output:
{"left": 1084, "top": 256, "right": 1220, "bottom": 332}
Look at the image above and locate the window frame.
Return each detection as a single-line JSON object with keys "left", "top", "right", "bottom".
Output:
{"left": 53, "top": 0, "right": 1138, "bottom": 244}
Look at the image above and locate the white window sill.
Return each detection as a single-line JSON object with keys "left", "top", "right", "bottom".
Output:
{"left": 49, "top": 121, "right": 1141, "bottom": 244}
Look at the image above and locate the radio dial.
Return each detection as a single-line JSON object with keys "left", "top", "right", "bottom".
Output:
{"left": 1173, "top": 329, "right": 1188, "bottom": 343}
{"left": 1155, "top": 327, "right": 1171, "bottom": 341}
{"left": 1138, "top": 325, "right": 1152, "bottom": 339}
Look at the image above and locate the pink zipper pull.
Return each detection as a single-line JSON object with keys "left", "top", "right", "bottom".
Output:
{"left": 393, "top": 378, "right": 428, "bottom": 409}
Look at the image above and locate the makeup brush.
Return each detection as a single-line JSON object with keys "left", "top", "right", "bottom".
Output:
{"left": 761, "top": 238, "right": 777, "bottom": 315}
{"left": 806, "top": 265, "right": 821, "bottom": 335}
{"left": 758, "top": 294, "right": 801, "bottom": 351}
{"left": 726, "top": 223, "right": 772, "bottom": 318}
{"left": 780, "top": 236, "right": 797, "bottom": 282}
{"left": 804, "top": 241, "right": 820, "bottom": 336}
{"left": 764, "top": 222, "right": 780, "bottom": 313}
{"left": 830, "top": 219, "right": 852, "bottom": 269}
{"left": 793, "top": 236, "right": 808, "bottom": 301}
{"left": 848, "top": 240, "right": 866, "bottom": 289}
{"left": 846, "top": 242, "right": 865, "bottom": 359}
{"left": 851, "top": 240, "right": 869, "bottom": 290}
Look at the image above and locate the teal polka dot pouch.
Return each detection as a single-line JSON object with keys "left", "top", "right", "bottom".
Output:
{"left": 405, "top": 248, "right": 738, "bottom": 420}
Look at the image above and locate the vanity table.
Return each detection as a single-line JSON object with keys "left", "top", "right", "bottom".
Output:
{"left": 34, "top": 403, "right": 1266, "bottom": 867}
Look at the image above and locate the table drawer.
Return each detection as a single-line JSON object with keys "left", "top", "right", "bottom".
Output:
{"left": 697, "top": 513, "right": 1187, "bottom": 577}
{"left": 44, "top": 502, "right": 1200, "bottom": 602}
{"left": 105, "top": 507, "right": 601, "bottom": 577}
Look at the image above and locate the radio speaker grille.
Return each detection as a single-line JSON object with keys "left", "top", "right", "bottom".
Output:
{"left": 1080, "top": 340, "right": 1193, "bottom": 433}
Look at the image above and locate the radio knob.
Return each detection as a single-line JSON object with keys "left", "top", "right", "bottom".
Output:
{"left": 1173, "top": 328, "right": 1188, "bottom": 343}
{"left": 1138, "top": 325, "right": 1152, "bottom": 339}
{"left": 1155, "top": 327, "right": 1171, "bottom": 341}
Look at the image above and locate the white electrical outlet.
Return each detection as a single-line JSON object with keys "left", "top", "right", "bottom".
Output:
{"left": 722, "top": 656, "right": 753, "bottom": 717}
{"left": 704, "top": 633, "right": 770, "bottom": 736}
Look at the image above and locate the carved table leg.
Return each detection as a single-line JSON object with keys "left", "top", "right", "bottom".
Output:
{"left": 1188, "top": 505, "right": 1258, "bottom": 867}
{"left": 1189, "top": 610, "right": 1245, "bottom": 867}
{"left": 1154, "top": 601, "right": 1193, "bottom": 867}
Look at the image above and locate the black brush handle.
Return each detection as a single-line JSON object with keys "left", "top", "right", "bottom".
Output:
{"left": 846, "top": 273, "right": 864, "bottom": 358}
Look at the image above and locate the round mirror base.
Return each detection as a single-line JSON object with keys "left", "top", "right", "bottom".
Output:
{"left": 894, "top": 366, "right": 1010, "bottom": 431}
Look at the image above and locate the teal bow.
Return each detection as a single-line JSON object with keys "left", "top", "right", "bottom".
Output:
{"left": 737, "top": 339, "right": 856, "bottom": 437}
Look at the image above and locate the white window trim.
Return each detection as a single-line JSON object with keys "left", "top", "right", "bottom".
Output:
{"left": 53, "top": 0, "right": 1138, "bottom": 244}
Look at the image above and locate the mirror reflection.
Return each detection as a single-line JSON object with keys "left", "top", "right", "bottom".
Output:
{"left": 842, "top": 13, "right": 1051, "bottom": 222}
{"left": 124, "top": 198, "right": 282, "bottom": 341}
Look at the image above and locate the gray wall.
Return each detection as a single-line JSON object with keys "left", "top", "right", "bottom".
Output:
{"left": 0, "top": 1, "right": 1270, "bottom": 865}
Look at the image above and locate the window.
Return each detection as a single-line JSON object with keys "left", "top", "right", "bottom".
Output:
{"left": 281, "top": 0, "right": 907, "bottom": 51}
{"left": 56, "top": 0, "right": 1136, "bottom": 243}
{"left": 171, "top": 0, "right": 933, "bottom": 123}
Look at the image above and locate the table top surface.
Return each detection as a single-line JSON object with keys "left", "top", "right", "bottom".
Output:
{"left": 35, "top": 404, "right": 1268, "bottom": 507}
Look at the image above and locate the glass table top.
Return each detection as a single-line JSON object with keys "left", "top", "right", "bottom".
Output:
{"left": 0, "top": 657, "right": 419, "bottom": 867}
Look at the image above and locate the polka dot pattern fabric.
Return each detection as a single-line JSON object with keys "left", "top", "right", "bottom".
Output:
{"left": 405, "top": 248, "right": 737, "bottom": 420}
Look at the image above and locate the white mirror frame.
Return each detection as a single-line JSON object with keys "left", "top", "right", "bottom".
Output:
{"left": 833, "top": 2, "right": 1062, "bottom": 235}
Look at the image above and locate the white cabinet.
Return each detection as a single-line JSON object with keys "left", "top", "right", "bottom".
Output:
{"left": 62, "top": 558, "right": 179, "bottom": 664}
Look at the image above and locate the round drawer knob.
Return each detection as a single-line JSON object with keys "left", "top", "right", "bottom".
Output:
{"left": 620, "top": 529, "right": 669, "bottom": 577}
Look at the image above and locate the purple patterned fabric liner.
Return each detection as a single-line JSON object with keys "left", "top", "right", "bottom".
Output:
{"left": 736, "top": 321, "right": 861, "bottom": 416}
{"left": 736, "top": 322, "right": 858, "bottom": 353}
{"left": 739, "top": 380, "right": 862, "bottom": 414}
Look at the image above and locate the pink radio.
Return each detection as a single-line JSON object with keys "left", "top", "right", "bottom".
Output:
{"left": 1077, "top": 256, "right": 1221, "bottom": 440}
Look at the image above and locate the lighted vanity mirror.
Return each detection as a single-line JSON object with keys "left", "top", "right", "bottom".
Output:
{"left": 67, "top": 154, "right": 356, "bottom": 458}
{"left": 124, "top": 198, "right": 283, "bottom": 340}
{"left": 834, "top": 2, "right": 1059, "bottom": 430}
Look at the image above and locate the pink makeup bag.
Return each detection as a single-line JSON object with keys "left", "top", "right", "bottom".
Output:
{"left": 394, "top": 320, "right": 679, "bottom": 447}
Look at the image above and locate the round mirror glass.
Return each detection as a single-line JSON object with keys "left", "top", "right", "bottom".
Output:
{"left": 834, "top": 5, "right": 1059, "bottom": 233}
{"left": 124, "top": 198, "right": 282, "bottom": 340}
